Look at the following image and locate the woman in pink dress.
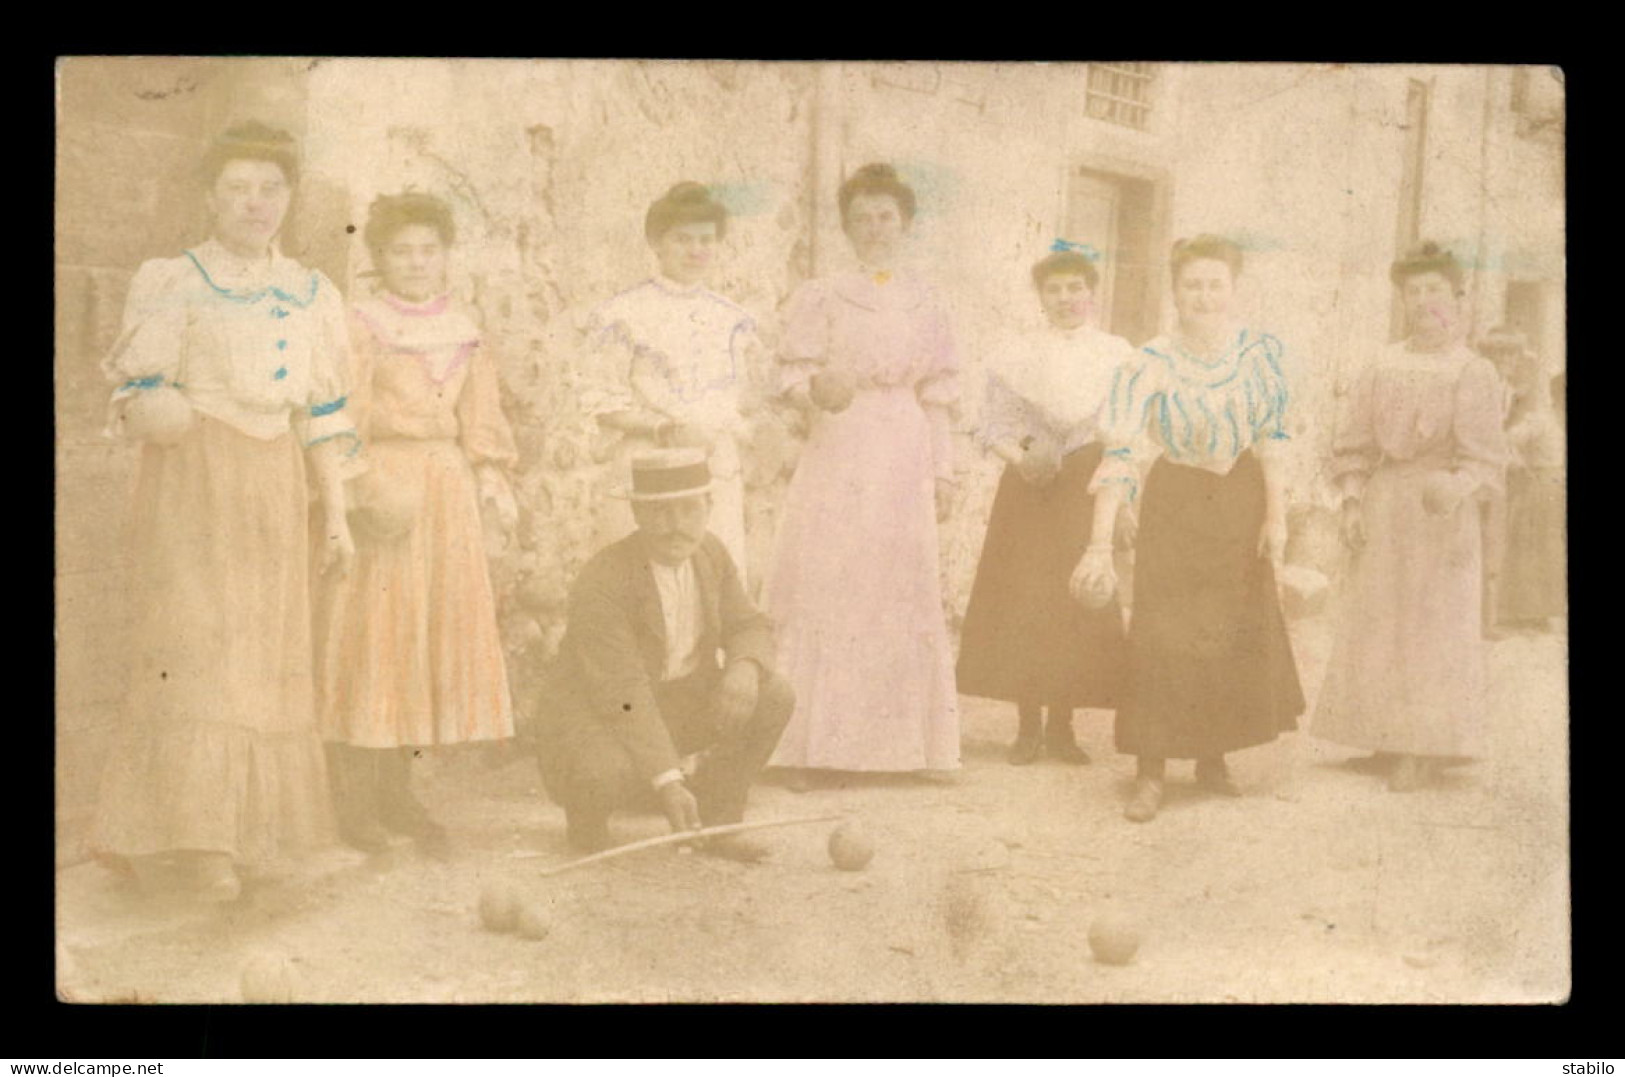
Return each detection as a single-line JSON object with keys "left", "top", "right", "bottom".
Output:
{"left": 92, "top": 123, "right": 357, "bottom": 900}
{"left": 314, "top": 192, "right": 519, "bottom": 854}
{"left": 1312, "top": 243, "right": 1508, "bottom": 791}
{"left": 765, "top": 163, "right": 961, "bottom": 783}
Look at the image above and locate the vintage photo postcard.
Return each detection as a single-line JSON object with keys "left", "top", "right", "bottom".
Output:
{"left": 54, "top": 57, "right": 1567, "bottom": 1003}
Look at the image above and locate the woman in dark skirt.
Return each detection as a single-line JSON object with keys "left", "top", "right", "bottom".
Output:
{"left": 958, "top": 249, "right": 1135, "bottom": 764}
{"left": 1070, "top": 235, "right": 1305, "bottom": 822}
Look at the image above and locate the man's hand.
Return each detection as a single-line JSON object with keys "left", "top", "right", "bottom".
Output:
{"left": 658, "top": 780, "right": 702, "bottom": 835}
{"left": 716, "top": 660, "right": 761, "bottom": 739}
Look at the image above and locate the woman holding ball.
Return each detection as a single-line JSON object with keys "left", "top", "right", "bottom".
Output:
{"left": 1071, "top": 235, "right": 1304, "bottom": 822}
{"left": 956, "top": 246, "right": 1134, "bottom": 765}
{"left": 313, "top": 192, "right": 519, "bottom": 855}
{"left": 1312, "top": 243, "right": 1507, "bottom": 791}
{"left": 92, "top": 123, "right": 357, "bottom": 899}
{"left": 765, "top": 163, "right": 962, "bottom": 784}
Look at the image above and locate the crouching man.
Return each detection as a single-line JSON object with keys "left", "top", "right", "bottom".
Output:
{"left": 528, "top": 448, "right": 793, "bottom": 861}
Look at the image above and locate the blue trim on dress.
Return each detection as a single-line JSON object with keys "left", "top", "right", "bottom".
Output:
{"left": 183, "top": 250, "right": 319, "bottom": 308}
{"left": 306, "top": 430, "right": 361, "bottom": 454}
{"left": 310, "top": 396, "right": 348, "bottom": 418}
{"left": 123, "top": 374, "right": 166, "bottom": 391}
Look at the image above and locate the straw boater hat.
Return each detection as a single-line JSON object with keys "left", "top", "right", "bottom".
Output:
{"left": 617, "top": 447, "right": 715, "bottom": 501}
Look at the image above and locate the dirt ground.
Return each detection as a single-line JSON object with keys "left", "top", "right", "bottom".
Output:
{"left": 54, "top": 612, "right": 1569, "bottom": 1004}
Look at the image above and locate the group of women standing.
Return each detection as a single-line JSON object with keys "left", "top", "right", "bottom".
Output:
{"left": 87, "top": 121, "right": 1524, "bottom": 900}
{"left": 93, "top": 124, "right": 518, "bottom": 899}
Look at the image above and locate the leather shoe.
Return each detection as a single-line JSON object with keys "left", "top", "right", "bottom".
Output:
{"left": 1009, "top": 733, "right": 1043, "bottom": 766}
{"left": 1195, "top": 758, "right": 1241, "bottom": 797}
{"left": 339, "top": 819, "right": 392, "bottom": 855}
{"left": 1124, "top": 778, "right": 1163, "bottom": 822}
{"left": 1045, "top": 738, "right": 1092, "bottom": 765}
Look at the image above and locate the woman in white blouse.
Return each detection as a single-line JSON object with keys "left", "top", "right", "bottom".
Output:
{"left": 577, "top": 182, "right": 760, "bottom": 579}
{"left": 92, "top": 123, "right": 358, "bottom": 900}
{"left": 1071, "top": 235, "right": 1305, "bottom": 823}
{"left": 957, "top": 247, "right": 1133, "bottom": 764}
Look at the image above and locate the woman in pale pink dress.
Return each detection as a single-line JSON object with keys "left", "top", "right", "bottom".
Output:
{"left": 765, "top": 163, "right": 961, "bottom": 784}
{"left": 1313, "top": 243, "right": 1508, "bottom": 791}
{"left": 314, "top": 192, "right": 519, "bottom": 854}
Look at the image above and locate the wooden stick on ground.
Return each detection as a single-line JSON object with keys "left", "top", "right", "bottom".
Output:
{"left": 512, "top": 813, "right": 846, "bottom": 875}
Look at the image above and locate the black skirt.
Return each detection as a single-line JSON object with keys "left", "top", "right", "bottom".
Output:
{"left": 956, "top": 443, "right": 1126, "bottom": 708}
{"left": 1115, "top": 452, "right": 1304, "bottom": 758}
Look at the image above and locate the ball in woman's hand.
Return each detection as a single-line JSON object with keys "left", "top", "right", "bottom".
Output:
{"left": 808, "top": 369, "right": 857, "bottom": 413}
{"left": 1075, "top": 569, "right": 1115, "bottom": 610}
{"left": 121, "top": 387, "right": 195, "bottom": 446}
{"left": 348, "top": 473, "right": 419, "bottom": 542}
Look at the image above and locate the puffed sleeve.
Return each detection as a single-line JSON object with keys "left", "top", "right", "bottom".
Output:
{"left": 1245, "top": 332, "right": 1293, "bottom": 463}
{"left": 976, "top": 372, "right": 1026, "bottom": 454}
{"left": 102, "top": 258, "right": 191, "bottom": 405}
{"left": 915, "top": 297, "right": 961, "bottom": 482}
{"left": 1088, "top": 350, "right": 1162, "bottom": 502}
{"left": 299, "top": 273, "right": 363, "bottom": 475}
{"left": 1329, "top": 363, "right": 1379, "bottom": 506}
{"left": 776, "top": 279, "right": 830, "bottom": 397}
{"left": 1451, "top": 356, "right": 1510, "bottom": 499}
{"left": 456, "top": 336, "right": 520, "bottom": 468}
{"left": 574, "top": 299, "right": 639, "bottom": 421}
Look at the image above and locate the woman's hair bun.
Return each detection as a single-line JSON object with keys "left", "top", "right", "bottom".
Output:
{"left": 853, "top": 163, "right": 899, "bottom": 182}
{"left": 645, "top": 181, "right": 728, "bottom": 242}
{"left": 837, "top": 162, "right": 917, "bottom": 225}
{"left": 664, "top": 181, "right": 712, "bottom": 204}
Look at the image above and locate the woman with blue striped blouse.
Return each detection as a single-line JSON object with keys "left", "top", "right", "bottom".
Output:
{"left": 1069, "top": 235, "right": 1305, "bottom": 823}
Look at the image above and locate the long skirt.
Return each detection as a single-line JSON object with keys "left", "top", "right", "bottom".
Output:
{"left": 765, "top": 387, "right": 960, "bottom": 771}
{"left": 1313, "top": 458, "right": 1490, "bottom": 757}
{"left": 314, "top": 438, "right": 514, "bottom": 748}
{"left": 1117, "top": 452, "right": 1303, "bottom": 759}
{"left": 91, "top": 416, "right": 334, "bottom": 863}
{"left": 956, "top": 444, "right": 1125, "bottom": 707}
{"left": 1497, "top": 465, "right": 1566, "bottom": 622}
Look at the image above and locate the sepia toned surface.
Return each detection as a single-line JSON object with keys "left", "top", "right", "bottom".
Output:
{"left": 55, "top": 58, "right": 1567, "bottom": 1003}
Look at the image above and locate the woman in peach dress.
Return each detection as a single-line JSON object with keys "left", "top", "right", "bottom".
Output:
{"left": 314, "top": 192, "right": 518, "bottom": 854}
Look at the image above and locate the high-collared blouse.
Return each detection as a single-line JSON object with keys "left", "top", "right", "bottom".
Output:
{"left": 577, "top": 275, "right": 758, "bottom": 435}
{"left": 977, "top": 321, "right": 1137, "bottom": 457}
{"left": 103, "top": 239, "right": 357, "bottom": 457}
{"left": 1330, "top": 341, "right": 1507, "bottom": 504}
{"left": 346, "top": 290, "right": 518, "bottom": 466}
{"left": 1089, "top": 327, "right": 1291, "bottom": 501}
